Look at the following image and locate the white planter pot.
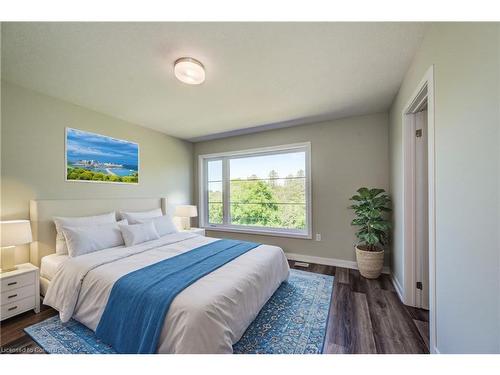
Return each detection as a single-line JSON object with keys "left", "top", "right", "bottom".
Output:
{"left": 355, "top": 246, "right": 384, "bottom": 279}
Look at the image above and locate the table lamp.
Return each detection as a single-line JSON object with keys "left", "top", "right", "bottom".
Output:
{"left": 174, "top": 205, "right": 198, "bottom": 230}
{"left": 0, "top": 220, "right": 32, "bottom": 273}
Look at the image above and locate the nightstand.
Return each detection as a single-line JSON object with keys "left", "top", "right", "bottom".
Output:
{"left": 1, "top": 263, "right": 40, "bottom": 321}
{"left": 181, "top": 227, "right": 205, "bottom": 236}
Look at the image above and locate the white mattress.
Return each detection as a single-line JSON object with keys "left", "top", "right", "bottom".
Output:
{"left": 40, "top": 253, "right": 69, "bottom": 280}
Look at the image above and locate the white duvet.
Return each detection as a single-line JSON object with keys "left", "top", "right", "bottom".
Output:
{"left": 43, "top": 232, "right": 290, "bottom": 353}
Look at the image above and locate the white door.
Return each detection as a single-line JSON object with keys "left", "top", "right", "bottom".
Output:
{"left": 415, "top": 109, "right": 429, "bottom": 310}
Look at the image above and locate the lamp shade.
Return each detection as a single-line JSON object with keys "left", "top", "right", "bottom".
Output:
{"left": 0, "top": 220, "right": 33, "bottom": 247}
{"left": 175, "top": 205, "right": 198, "bottom": 218}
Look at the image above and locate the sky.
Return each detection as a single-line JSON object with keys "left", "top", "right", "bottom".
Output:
{"left": 66, "top": 128, "right": 139, "bottom": 167}
{"left": 208, "top": 152, "right": 305, "bottom": 181}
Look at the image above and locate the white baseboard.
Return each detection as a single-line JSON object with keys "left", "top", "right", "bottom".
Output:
{"left": 285, "top": 252, "right": 390, "bottom": 274}
{"left": 391, "top": 273, "right": 405, "bottom": 302}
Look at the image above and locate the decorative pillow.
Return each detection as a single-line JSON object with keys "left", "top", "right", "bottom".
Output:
{"left": 136, "top": 215, "right": 178, "bottom": 237}
{"left": 54, "top": 212, "right": 117, "bottom": 255}
{"left": 120, "top": 221, "right": 160, "bottom": 247}
{"left": 62, "top": 220, "right": 126, "bottom": 258}
{"left": 119, "top": 208, "right": 163, "bottom": 224}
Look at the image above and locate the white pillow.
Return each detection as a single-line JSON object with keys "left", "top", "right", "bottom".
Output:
{"left": 54, "top": 212, "right": 116, "bottom": 255}
{"left": 120, "top": 221, "right": 160, "bottom": 247}
{"left": 120, "top": 208, "right": 163, "bottom": 224}
{"left": 62, "top": 220, "right": 126, "bottom": 258}
{"left": 136, "top": 215, "right": 178, "bottom": 237}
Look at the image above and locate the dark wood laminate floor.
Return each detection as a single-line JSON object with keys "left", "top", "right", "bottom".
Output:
{"left": 0, "top": 263, "right": 429, "bottom": 354}
{"left": 289, "top": 261, "right": 429, "bottom": 354}
{"left": 1, "top": 304, "right": 57, "bottom": 354}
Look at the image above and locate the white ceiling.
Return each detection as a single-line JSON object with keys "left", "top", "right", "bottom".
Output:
{"left": 1, "top": 22, "right": 426, "bottom": 141}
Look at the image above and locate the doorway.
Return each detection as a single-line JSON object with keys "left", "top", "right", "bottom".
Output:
{"left": 402, "top": 65, "right": 436, "bottom": 352}
{"left": 414, "top": 105, "right": 429, "bottom": 310}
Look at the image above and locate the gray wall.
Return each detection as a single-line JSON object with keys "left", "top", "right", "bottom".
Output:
{"left": 193, "top": 113, "right": 390, "bottom": 264}
{"left": 389, "top": 23, "right": 500, "bottom": 353}
{"left": 1, "top": 81, "right": 193, "bottom": 264}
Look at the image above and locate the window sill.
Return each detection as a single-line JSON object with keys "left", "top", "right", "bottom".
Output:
{"left": 201, "top": 225, "right": 312, "bottom": 240}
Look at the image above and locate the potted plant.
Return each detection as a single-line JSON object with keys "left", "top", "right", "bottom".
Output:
{"left": 349, "top": 187, "right": 392, "bottom": 279}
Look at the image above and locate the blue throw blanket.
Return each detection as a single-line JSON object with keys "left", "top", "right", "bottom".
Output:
{"left": 95, "top": 239, "right": 260, "bottom": 353}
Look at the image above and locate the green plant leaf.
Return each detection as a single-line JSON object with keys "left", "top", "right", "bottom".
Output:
{"left": 369, "top": 188, "right": 385, "bottom": 197}
{"left": 367, "top": 209, "right": 382, "bottom": 219}
{"left": 370, "top": 222, "right": 390, "bottom": 231}
{"left": 357, "top": 187, "right": 370, "bottom": 198}
{"left": 351, "top": 218, "right": 367, "bottom": 226}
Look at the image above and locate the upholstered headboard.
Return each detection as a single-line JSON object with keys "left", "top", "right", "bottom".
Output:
{"left": 29, "top": 197, "right": 168, "bottom": 266}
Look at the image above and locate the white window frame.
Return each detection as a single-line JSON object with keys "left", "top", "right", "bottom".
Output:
{"left": 198, "top": 142, "right": 312, "bottom": 239}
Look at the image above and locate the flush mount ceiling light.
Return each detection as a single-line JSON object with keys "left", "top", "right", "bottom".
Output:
{"left": 174, "top": 57, "right": 205, "bottom": 85}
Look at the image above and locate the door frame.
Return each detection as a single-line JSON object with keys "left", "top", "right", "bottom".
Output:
{"left": 401, "top": 65, "right": 437, "bottom": 353}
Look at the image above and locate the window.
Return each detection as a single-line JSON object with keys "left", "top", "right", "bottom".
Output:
{"left": 199, "top": 143, "right": 311, "bottom": 238}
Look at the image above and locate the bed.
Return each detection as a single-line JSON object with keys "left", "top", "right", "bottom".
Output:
{"left": 31, "top": 198, "right": 290, "bottom": 354}
{"left": 40, "top": 253, "right": 68, "bottom": 296}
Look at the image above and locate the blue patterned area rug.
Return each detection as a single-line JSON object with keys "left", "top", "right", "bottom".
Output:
{"left": 25, "top": 269, "right": 333, "bottom": 354}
